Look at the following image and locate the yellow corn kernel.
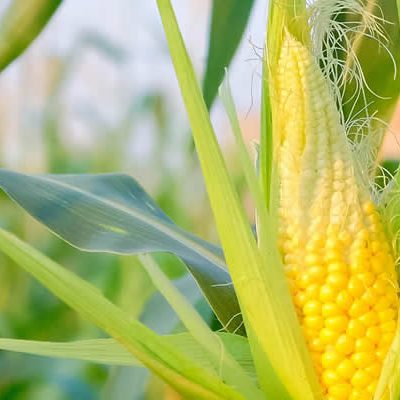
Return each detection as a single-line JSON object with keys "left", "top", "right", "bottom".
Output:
{"left": 303, "top": 300, "right": 322, "bottom": 316}
{"left": 351, "top": 352, "right": 376, "bottom": 368}
{"left": 329, "top": 383, "right": 352, "bottom": 398}
{"left": 304, "top": 315, "right": 325, "bottom": 330}
{"left": 351, "top": 370, "right": 371, "bottom": 388}
{"left": 322, "top": 303, "right": 342, "bottom": 317}
{"left": 325, "top": 316, "right": 348, "bottom": 332}
{"left": 365, "top": 326, "right": 381, "bottom": 344}
{"left": 336, "top": 291, "right": 353, "bottom": 309}
{"left": 320, "top": 285, "right": 337, "bottom": 302}
{"left": 321, "top": 350, "right": 342, "bottom": 368}
{"left": 336, "top": 359, "right": 356, "bottom": 379}
{"left": 335, "top": 335, "right": 355, "bottom": 355}
{"left": 365, "top": 363, "right": 381, "bottom": 378}
{"left": 358, "top": 311, "right": 379, "bottom": 326}
{"left": 347, "top": 320, "right": 366, "bottom": 338}
{"left": 322, "top": 370, "right": 340, "bottom": 386}
{"left": 354, "top": 338, "right": 375, "bottom": 352}
{"left": 276, "top": 33, "right": 399, "bottom": 399}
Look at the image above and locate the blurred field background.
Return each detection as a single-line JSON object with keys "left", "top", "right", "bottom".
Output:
{"left": 0, "top": 1, "right": 399, "bottom": 399}
{"left": 0, "top": 1, "right": 265, "bottom": 399}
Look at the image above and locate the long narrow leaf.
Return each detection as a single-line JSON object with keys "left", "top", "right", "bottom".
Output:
{"left": 0, "top": 228, "right": 244, "bottom": 400}
{"left": 139, "top": 255, "right": 263, "bottom": 399}
{"left": 219, "top": 77, "right": 268, "bottom": 233}
{"left": 398, "top": 0, "right": 400, "bottom": 20}
{"left": 0, "top": 333, "right": 256, "bottom": 381}
{"left": 156, "top": 1, "right": 319, "bottom": 399}
{"left": 0, "top": 0, "right": 63, "bottom": 72}
{"left": 259, "top": 56, "right": 273, "bottom": 211}
{"left": 203, "top": 0, "right": 255, "bottom": 108}
{"left": 0, "top": 169, "right": 243, "bottom": 334}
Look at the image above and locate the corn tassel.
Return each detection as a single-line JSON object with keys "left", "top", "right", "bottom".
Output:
{"left": 276, "top": 33, "right": 399, "bottom": 400}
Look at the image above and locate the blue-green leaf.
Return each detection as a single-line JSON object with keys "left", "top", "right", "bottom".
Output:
{"left": 0, "top": 169, "right": 243, "bottom": 334}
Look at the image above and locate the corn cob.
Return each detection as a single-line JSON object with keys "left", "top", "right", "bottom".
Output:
{"left": 276, "top": 33, "right": 399, "bottom": 400}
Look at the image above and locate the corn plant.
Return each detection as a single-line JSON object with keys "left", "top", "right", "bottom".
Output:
{"left": 1, "top": 0, "right": 400, "bottom": 399}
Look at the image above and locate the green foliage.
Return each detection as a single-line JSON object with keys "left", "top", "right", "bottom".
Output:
{"left": 0, "top": 170, "right": 242, "bottom": 335}
{"left": 0, "top": 333, "right": 256, "bottom": 379}
{"left": 0, "top": 228, "right": 246, "bottom": 400}
{"left": 0, "top": 0, "right": 63, "bottom": 72}
{"left": 203, "top": 0, "right": 255, "bottom": 108}
{"left": 1, "top": 0, "right": 400, "bottom": 399}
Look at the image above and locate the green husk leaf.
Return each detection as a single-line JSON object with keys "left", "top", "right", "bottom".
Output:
{"left": 267, "top": 0, "right": 309, "bottom": 73}
{"left": 0, "top": 0, "right": 63, "bottom": 72}
{"left": 203, "top": 0, "right": 255, "bottom": 108}
{"left": 259, "top": 50, "right": 273, "bottom": 210}
{"left": 342, "top": 0, "right": 400, "bottom": 128}
{"left": 398, "top": 0, "right": 400, "bottom": 20}
{"left": 0, "top": 333, "right": 256, "bottom": 381}
{"left": 382, "top": 172, "right": 400, "bottom": 258}
{"left": 0, "top": 228, "right": 244, "bottom": 400}
{"left": 219, "top": 76, "right": 267, "bottom": 223}
{"left": 219, "top": 76, "right": 270, "bottom": 249}
{"left": 374, "top": 324, "right": 400, "bottom": 400}
{"left": 0, "top": 170, "right": 243, "bottom": 334}
{"left": 156, "top": 1, "right": 320, "bottom": 398}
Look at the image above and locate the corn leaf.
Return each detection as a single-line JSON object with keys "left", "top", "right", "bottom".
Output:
{"left": 259, "top": 55, "right": 273, "bottom": 209}
{"left": 398, "top": 0, "right": 400, "bottom": 19}
{"left": 0, "top": 228, "right": 245, "bottom": 400}
{"left": 219, "top": 77, "right": 270, "bottom": 250}
{"left": 139, "top": 255, "right": 263, "bottom": 399}
{"left": 0, "top": 0, "right": 63, "bottom": 72}
{"left": 156, "top": 1, "right": 320, "bottom": 398}
{"left": 142, "top": 273, "right": 204, "bottom": 335}
{"left": 0, "top": 169, "right": 243, "bottom": 335}
{"left": 203, "top": 0, "right": 255, "bottom": 108}
{"left": 0, "top": 333, "right": 256, "bottom": 381}
{"left": 375, "top": 326, "right": 400, "bottom": 399}
{"left": 383, "top": 172, "right": 400, "bottom": 258}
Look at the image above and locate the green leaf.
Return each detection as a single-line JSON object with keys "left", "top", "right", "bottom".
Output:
{"left": 398, "top": 0, "right": 400, "bottom": 20}
{"left": 0, "top": 0, "right": 63, "bottom": 72}
{"left": 139, "top": 255, "right": 263, "bottom": 399}
{"left": 203, "top": 0, "right": 255, "bottom": 108}
{"left": 0, "top": 169, "right": 243, "bottom": 335}
{"left": 375, "top": 324, "right": 400, "bottom": 399}
{"left": 0, "top": 228, "right": 244, "bottom": 400}
{"left": 156, "top": 1, "right": 319, "bottom": 398}
{"left": 382, "top": 170, "right": 400, "bottom": 256}
{"left": 0, "top": 333, "right": 256, "bottom": 381}
{"left": 259, "top": 56, "right": 273, "bottom": 210}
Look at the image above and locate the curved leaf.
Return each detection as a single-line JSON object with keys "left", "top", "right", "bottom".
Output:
{"left": 0, "top": 333, "right": 256, "bottom": 381}
{"left": 138, "top": 255, "right": 262, "bottom": 399}
{"left": 0, "top": 169, "right": 243, "bottom": 334}
{"left": 0, "top": 228, "right": 244, "bottom": 400}
{"left": 203, "top": 0, "right": 255, "bottom": 108}
{"left": 0, "top": 0, "right": 63, "bottom": 72}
